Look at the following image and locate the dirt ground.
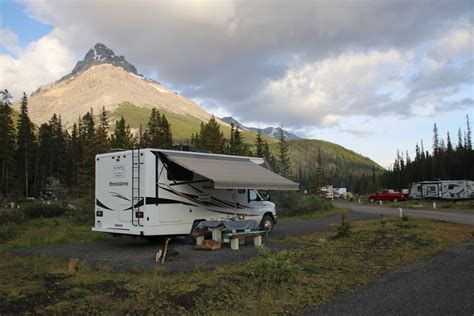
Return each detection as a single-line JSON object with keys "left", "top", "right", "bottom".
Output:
{"left": 10, "top": 212, "right": 376, "bottom": 271}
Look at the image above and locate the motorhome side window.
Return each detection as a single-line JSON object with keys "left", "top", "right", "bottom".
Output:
{"left": 167, "top": 161, "right": 193, "bottom": 181}
{"left": 238, "top": 189, "right": 246, "bottom": 194}
{"left": 249, "top": 190, "right": 261, "bottom": 202}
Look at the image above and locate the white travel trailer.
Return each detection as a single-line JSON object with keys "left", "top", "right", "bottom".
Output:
{"left": 409, "top": 180, "right": 474, "bottom": 200}
{"left": 92, "top": 148, "right": 299, "bottom": 238}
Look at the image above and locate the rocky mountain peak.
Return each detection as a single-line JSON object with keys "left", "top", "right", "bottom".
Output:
{"left": 220, "top": 116, "right": 302, "bottom": 140}
{"left": 59, "top": 43, "right": 139, "bottom": 81}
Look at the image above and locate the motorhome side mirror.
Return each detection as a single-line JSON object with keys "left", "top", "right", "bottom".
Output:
{"left": 266, "top": 193, "right": 271, "bottom": 201}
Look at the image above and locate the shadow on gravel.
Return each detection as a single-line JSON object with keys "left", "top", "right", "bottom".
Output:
{"left": 10, "top": 211, "right": 377, "bottom": 272}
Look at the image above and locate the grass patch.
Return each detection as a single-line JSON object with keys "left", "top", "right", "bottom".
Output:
{"left": 354, "top": 199, "right": 474, "bottom": 214}
{"left": 0, "top": 217, "right": 110, "bottom": 250}
{"left": 279, "top": 207, "right": 350, "bottom": 222}
{"left": 0, "top": 217, "right": 472, "bottom": 314}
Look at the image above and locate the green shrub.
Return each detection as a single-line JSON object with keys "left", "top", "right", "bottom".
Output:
{"left": 0, "top": 222, "right": 19, "bottom": 242}
{"left": 21, "top": 202, "right": 65, "bottom": 219}
{"left": 335, "top": 215, "right": 352, "bottom": 238}
{"left": 66, "top": 206, "right": 94, "bottom": 225}
{"left": 65, "top": 200, "right": 94, "bottom": 224}
{"left": 271, "top": 191, "right": 334, "bottom": 216}
{"left": 244, "top": 247, "right": 304, "bottom": 285}
{"left": 0, "top": 208, "right": 26, "bottom": 224}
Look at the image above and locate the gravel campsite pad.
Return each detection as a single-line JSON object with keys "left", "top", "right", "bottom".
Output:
{"left": 10, "top": 212, "right": 375, "bottom": 271}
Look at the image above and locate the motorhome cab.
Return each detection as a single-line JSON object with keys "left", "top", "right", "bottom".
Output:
{"left": 92, "top": 148, "right": 299, "bottom": 238}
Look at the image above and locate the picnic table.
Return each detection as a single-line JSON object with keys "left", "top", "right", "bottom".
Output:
{"left": 194, "top": 220, "right": 266, "bottom": 250}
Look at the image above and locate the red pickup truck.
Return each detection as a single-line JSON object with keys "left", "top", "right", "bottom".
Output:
{"left": 368, "top": 189, "right": 407, "bottom": 202}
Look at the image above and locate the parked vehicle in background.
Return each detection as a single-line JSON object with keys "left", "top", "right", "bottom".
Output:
{"left": 368, "top": 189, "right": 407, "bottom": 202}
{"left": 319, "top": 185, "right": 334, "bottom": 200}
{"left": 333, "top": 187, "right": 347, "bottom": 199}
{"left": 410, "top": 180, "right": 474, "bottom": 200}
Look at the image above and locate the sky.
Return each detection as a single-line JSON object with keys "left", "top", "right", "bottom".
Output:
{"left": 0, "top": 0, "right": 473, "bottom": 168}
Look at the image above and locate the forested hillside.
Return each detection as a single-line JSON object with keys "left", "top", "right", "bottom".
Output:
{"left": 1, "top": 89, "right": 385, "bottom": 201}
{"left": 269, "top": 139, "right": 383, "bottom": 194}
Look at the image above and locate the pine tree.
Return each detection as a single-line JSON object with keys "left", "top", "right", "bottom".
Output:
{"left": 466, "top": 114, "right": 472, "bottom": 150}
{"left": 277, "top": 127, "right": 290, "bottom": 177}
{"left": 311, "top": 148, "right": 324, "bottom": 194}
{"left": 255, "top": 129, "right": 264, "bottom": 158}
{"left": 0, "top": 89, "right": 16, "bottom": 199}
{"left": 229, "top": 123, "right": 235, "bottom": 152}
{"left": 160, "top": 114, "right": 173, "bottom": 149}
{"left": 110, "top": 116, "right": 136, "bottom": 149}
{"left": 16, "top": 93, "right": 36, "bottom": 197}
{"left": 446, "top": 132, "right": 453, "bottom": 153}
{"left": 142, "top": 109, "right": 173, "bottom": 149}
{"left": 96, "top": 106, "right": 110, "bottom": 153}
{"left": 78, "top": 110, "right": 96, "bottom": 198}
{"left": 36, "top": 114, "right": 68, "bottom": 191}
{"left": 232, "top": 124, "right": 245, "bottom": 155}
{"left": 67, "top": 123, "right": 81, "bottom": 197}
{"left": 432, "top": 123, "right": 439, "bottom": 156}
{"left": 457, "top": 128, "right": 463, "bottom": 150}
{"left": 195, "top": 116, "right": 225, "bottom": 153}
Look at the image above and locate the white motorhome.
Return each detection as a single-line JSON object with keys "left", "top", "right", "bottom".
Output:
{"left": 409, "top": 180, "right": 474, "bottom": 200}
{"left": 92, "top": 148, "right": 299, "bottom": 238}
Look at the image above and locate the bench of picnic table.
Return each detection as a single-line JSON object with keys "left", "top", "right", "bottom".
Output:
{"left": 193, "top": 228, "right": 267, "bottom": 250}
{"left": 223, "top": 230, "right": 266, "bottom": 250}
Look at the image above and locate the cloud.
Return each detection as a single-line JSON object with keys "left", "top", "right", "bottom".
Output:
{"left": 0, "top": 28, "right": 20, "bottom": 54}
{"left": 0, "top": 31, "right": 74, "bottom": 99}
{"left": 3, "top": 0, "right": 473, "bottom": 126}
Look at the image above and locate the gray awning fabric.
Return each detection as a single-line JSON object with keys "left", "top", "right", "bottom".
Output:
{"left": 163, "top": 151, "right": 299, "bottom": 190}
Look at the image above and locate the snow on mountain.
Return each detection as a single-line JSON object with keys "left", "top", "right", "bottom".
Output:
{"left": 220, "top": 116, "right": 302, "bottom": 140}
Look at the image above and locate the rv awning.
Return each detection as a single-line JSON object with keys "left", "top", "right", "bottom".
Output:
{"left": 163, "top": 151, "right": 299, "bottom": 190}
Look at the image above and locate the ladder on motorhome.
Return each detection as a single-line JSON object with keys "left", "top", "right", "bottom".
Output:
{"left": 131, "top": 147, "right": 143, "bottom": 226}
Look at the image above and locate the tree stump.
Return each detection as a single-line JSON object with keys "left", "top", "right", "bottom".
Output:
{"left": 68, "top": 258, "right": 80, "bottom": 272}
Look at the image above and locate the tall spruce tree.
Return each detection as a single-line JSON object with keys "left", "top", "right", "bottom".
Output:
{"left": 311, "top": 148, "right": 324, "bottom": 194}
{"left": 255, "top": 129, "right": 264, "bottom": 158}
{"left": 78, "top": 110, "right": 96, "bottom": 198}
{"left": 432, "top": 123, "right": 439, "bottom": 156}
{"left": 96, "top": 106, "right": 110, "bottom": 153}
{"left": 142, "top": 109, "right": 173, "bottom": 149}
{"left": 160, "top": 114, "right": 173, "bottom": 149}
{"left": 0, "top": 89, "right": 16, "bottom": 199}
{"left": 231, "top": 124, "right": 245, "bottom": 155}
{"left": 466, "top": 114, "right": 472, "bottom": 150}
{"left": 195, "top": 116, "right": 225, "bottom": 153}
{"left": 110, "top": 116, "right": 136, "bottom": 149}
{"left": 16, "top": 93, "right": 36, "bottom": 197}
{"left": 67, "top": 123, "right": 81, "bottom": 197}
{"left": 37, "top": 114, "right": 68, "bottom": 190}
{"left": 277, "top": 127, "right": 290, "bottom": 177}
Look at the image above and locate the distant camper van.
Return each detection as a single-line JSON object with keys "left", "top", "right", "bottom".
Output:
{"left": 92, "top": 148, "right": 299, "bottom": 238}
{"left": 409, "top": 180, "right": 474, "bottom": 200}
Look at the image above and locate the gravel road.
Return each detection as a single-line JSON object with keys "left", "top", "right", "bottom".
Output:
{"left": 11, "top": 212, "right": 375, "bottom": 272}
{"left": 335, "top": 201, "right": 474, "bottom": 225}
{"left": 304, "top": 238, "right": 474, "bottom": 315}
